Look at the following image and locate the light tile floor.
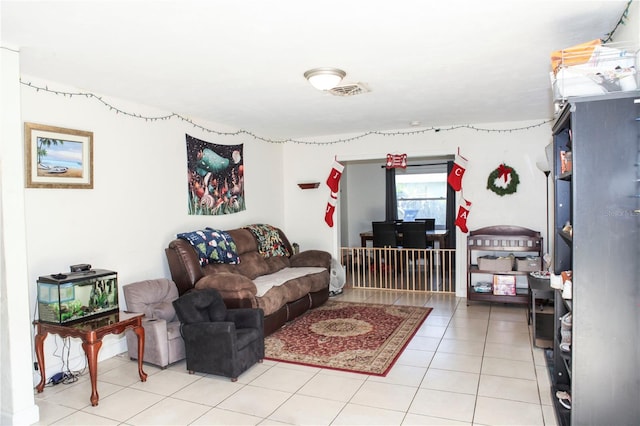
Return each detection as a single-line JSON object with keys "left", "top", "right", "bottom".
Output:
{"left": 32, "top": 288, "right": 558, "bottom": 425}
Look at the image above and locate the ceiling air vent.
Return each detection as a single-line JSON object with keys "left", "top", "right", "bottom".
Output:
{"left": 328, "top": 82, "right": 370, "bottom": 97}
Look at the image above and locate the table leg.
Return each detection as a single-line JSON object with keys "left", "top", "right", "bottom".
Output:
{"left": 34, "top": 329, "right": 47, "bottom": 393}
{"left": 132, "top": 325, "right": 147, "bottom": 382}
{"left": 81, "top": 339, "right": 102, "bottom": 406}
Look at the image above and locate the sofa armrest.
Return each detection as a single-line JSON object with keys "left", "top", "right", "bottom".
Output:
{"left": 195, "top": 272, "right": 258, "bottom": 300}
{"left": 289, "top": 249, "right": 331, "bottom": 270}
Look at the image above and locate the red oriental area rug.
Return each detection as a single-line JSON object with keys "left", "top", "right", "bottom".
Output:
{"left": 264, "top": 300, "right": 432, "bottom": 376}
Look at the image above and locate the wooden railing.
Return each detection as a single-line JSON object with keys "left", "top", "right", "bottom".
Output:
{"left": 339, "top": 247, "right": 456, "bottom": 293}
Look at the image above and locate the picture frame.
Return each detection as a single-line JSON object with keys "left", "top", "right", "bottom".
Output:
{"left": 25, "top": 122, "right": 93, "bottom": 189}
{"left": 493, "top": 274, "right": 516, "bottom": 296}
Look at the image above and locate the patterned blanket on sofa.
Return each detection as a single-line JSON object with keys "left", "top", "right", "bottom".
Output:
{"left": 244, "top": 224, "right": 291, "bottom": 258}
{"left": 177, "top": 228, "right": 240, "bottom": 266}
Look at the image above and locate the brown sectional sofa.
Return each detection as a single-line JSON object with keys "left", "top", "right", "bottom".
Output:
{"left": 165, "top": 225, "right": 331, "bottom": 336}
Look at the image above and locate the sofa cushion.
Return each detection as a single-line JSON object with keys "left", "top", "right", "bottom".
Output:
{"left": 153, "top": 302, "right": 178, "bottom": 322}
{"left": 290, "top": 250, "right": 331, "bottom": 270}
{"left": 304, "top": 270, "right": 331, "bottom": 293}
{"left": 280, "top": 278, "right": 312, "bottom": 302}
{"left": 226, "top": 228, "right": 258, "bottom": 255}
{"left": 236, "top": 252, "right": 271, "bottom": 279}
{"left": 265, "top": 255, "right": 290, "bottom": 274}
{"left": 173, "top": 288, "right": 228, "bottom": 323}
{"left": 195, "top": 273, "right": 257, "bottom": 296}
{"left": 202, "top": 251, "right": 270, "bottom": 280}
{"left": 254, "top": 286, "right": 287, "bottom": 316}
{"left": 123, "top": 278, "right": 179, "bottom": 322}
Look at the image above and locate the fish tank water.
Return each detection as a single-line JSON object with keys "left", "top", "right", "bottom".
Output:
{"left": 37, "top": 269, "right": 118, "bottom": 324}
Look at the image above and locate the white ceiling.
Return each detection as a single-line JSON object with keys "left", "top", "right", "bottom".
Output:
{"left": 0, "top": 0, "right": 630, "bottom": 140}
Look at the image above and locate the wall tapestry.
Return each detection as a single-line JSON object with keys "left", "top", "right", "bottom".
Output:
{"left": 185, "top": 134, "right": 245, "bottom": 215}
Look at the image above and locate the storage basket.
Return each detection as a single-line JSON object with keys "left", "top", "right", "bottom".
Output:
{"left": 478, "top": 255, "right": 513, "bottom": 272}
{"left": 516, "top": 256, "right": 541, "bottom": 272}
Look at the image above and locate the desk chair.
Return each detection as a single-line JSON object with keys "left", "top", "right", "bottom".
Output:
{"left": 372, "top": 221, "right": 398, "bottom": 248}
{"left": 372, "top": 221, "right": 398, "bottom": 273}
{"left": 401, "top": 221, "right": 431, "bottom": 273}
{"left": 415, "top": 218, "right": 436, "bottom": 248}
{"left": 394, "top": 219, "right": 404, "bottom": 236}
{"left": 402, "top": 221, "right": 429, "bottom": 249}
{"left": 415, "top": 218, "right": 435, "bottom": 230}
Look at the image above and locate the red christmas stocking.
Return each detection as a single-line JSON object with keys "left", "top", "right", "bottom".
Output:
{"left": 325, "top": 194, "right": 338, "bottom": 227}
{"left": 447, "top": 154, "right": 467, "bottom": 192}
{"left": 455, "top": 198, "right": 472, "bottom": 233}
{"left": 326, "top": 160, "right": 344, "bottom": 193}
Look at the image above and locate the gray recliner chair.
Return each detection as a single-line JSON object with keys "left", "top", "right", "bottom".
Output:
{"left": 123, "top": 278, "right": 186, "bottom": 368}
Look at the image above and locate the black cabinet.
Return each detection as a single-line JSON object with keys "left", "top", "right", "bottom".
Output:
{"left": 528, "top": 274, "right": 554, "bottom": 348}
{"left": 549, "top": 91, "right": 640, "bottom": 426}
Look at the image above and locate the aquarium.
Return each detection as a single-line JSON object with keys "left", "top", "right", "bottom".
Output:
{"left": 37, "top": 269, "right": 118, "bottom": 324}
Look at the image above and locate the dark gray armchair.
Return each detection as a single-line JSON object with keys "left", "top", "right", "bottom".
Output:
{"left": 172, "top": 288, "right": 264, "bottom": 381}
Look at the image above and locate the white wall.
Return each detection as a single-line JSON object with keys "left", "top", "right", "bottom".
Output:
{"left": 282, "top": 123, "right": 553, "bottom": 297}
{"left": 17, "top": 76, "right": 285, "bottom": 388}
{"left": 1, "top": 47, "right": 40, "bottom": 426}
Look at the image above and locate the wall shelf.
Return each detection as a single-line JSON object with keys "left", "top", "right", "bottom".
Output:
{"left": 297, "top": 182, "right": 320, "bottom": 189}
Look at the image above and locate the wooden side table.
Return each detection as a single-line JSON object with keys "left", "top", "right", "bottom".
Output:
{"left": 34, "top": 311, "right": 147, "bottom": 406}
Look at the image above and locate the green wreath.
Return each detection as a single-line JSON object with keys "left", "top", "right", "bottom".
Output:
{"left": 487, "top": 163, "right": 519, "bottom": 196}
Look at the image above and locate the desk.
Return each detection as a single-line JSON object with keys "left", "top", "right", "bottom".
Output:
{"left": 34, "top": 311, "right": 147, "bottom": 406}
{"left": 360, "top": 229, "right": 449, "bottom": 248}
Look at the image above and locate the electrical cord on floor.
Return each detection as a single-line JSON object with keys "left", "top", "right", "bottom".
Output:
{"left": 40, "top": 337, "right": 87, "bottom": 388}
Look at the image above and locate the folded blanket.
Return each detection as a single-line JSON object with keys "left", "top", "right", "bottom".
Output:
{"left": 252, "top": 267, "right": 326, "bottom": 297}
{"left": 244, "top": 224, "right": 290, "bottom": 258}
{"left": 177, "top": 228, "right": 240, "bottom": 266}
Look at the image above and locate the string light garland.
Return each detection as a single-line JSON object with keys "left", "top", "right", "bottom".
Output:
{"left": 602, "top": 0, "right": 633, "bottom": 44}
{"left": 20, "top": 79, "right": 552, "bottom": 145}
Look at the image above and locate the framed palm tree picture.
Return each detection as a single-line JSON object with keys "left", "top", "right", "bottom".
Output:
{"left": 24, "top": 122, "right": 93, "bottom": 189}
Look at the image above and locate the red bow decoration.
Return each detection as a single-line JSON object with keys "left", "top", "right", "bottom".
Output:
{"left": 497, "top": 164, "right": 512, "bottom": 182}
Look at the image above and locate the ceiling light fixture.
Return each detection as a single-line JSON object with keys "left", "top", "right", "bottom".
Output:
{"left": 304, "top": 67, "right": 346, "bottom": 91}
